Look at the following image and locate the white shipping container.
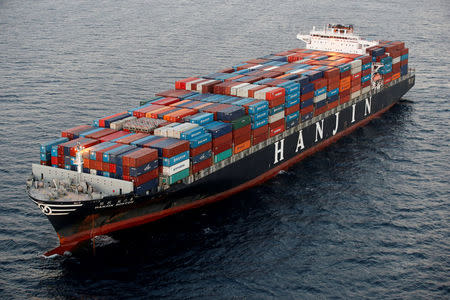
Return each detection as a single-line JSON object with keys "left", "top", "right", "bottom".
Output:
{"left": 351, "top": 66, "right": 362, "bottom": 74}
{"left": 263, "top": 66, "right": 278, "bottom": 71}
{"left": 186, "top": 78, "right": 204, "bottom": 91}
{"left": 393, "top": 56, "right": 401, "bottom": 64}
{"left": 230, "top": 83, "right": 250, "bottom": 96}
{"left": 236, "top": 84, "right": 256, "bottom": 98}
{"left": 350, "top": 60, "right": 362, "bottom": 68}
{"left": 254, "top": 87, "right": 273, "bottom": 100}
{"left": 196, "top": 79, "right": 215, "bottom": 92}
{"left": 268, "top": 111, "right": 285, "bottom": 123}
{"left": 313, "top": 93, "right": 327, "bottom": 103}
{"left": 248, "top": 64, "right": 263, "bottom": 70}
{"left": 171, "top": 123, "right": 198, "bottom": 139}
{"left": 162, "top": 159, "right": 190, "bottom": 176}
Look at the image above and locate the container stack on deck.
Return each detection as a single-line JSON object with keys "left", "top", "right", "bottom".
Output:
{"left": 39, "top": 43, "right": 409, "bottom": 195}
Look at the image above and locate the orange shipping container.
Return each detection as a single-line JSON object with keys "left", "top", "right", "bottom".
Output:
{"left": 234, "top": 140, "right": 251, "bottom": 154}
{"left": 392, "top": 73, "right": 401, "bottom": 80}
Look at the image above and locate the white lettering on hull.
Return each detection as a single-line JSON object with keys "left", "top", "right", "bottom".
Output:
{"left": 295, "top": 130, "right": 305, "bottom": 152}
{"left": 315, "top": 120, "right": 324, "bottom": 142}
{"left": 274, "top": 139, "right": 285, "bottom": 164}
{"left": 351, "top": 103, "right": 356, "bottom": 123}
{"left": 364, "top": 96, "right": 372, "bottom": 116}
{"left": 332, "top": 112, "right": 340, "bottom": 135}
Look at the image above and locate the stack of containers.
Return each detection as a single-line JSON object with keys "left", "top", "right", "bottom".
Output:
{"left": 94, "top": 112, "right": 131, "bottom": 128}
{"left": 242, "top": 99, "right": 269, "bottom": 145}
{"left": 204, "top": 121, "right": 233, "bottom": 163}
{"left": 89, "top": 143, "right": 124, "bottom": 176}
{"left": 58, "top": 137, "right": 100, "bottom": 171}
{"left": 359, "top": 55, "right": 372, "bottom": 94}
{"left": 278, "top": 81, "right": 300, "bottom": 129}
{"left": 40, "top": 137, "right": 69, "bottom": 166}
{"left": 82, "top": 142, "right": 115, "bottom": 172}
{"left": 252, "top": 87, "right": 285, "bottom": 137}
{"left": 311, "top": 72, "right": 328, "bottom": 116}
{"left": 180, "top": 126, "right": 212, "bottom": 173}
{"left": 122, "top": 148, "right": 159, "bottom": 195}
{"left": 61, "top": 125, "right": 93, "bottom": 140}
{"left": 325, "top": 68, "right": 340, "bottom": 108}
{"left": 102, "top": 144, "right": 137, "bottom": 178}
{"left": 338, "top": 63, "right": 352, "bottom": 105}
{"left": 350, "top": 59, "right": 362, "bottom": 100}
{"left": 299, "top": 77, "right": 314, "bottom": 121}
{"left": 144, "top": 138, "right": 191, "bottom": 184}
{"left": 400, "top": 48, "right": 408, "bottom": 76}
{"left": 215, "top": 105, "right": 253, "bottom": 154}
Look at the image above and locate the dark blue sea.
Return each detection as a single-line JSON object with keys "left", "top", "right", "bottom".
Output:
{"left": 0, "top": 0, "right": 449, "bottom": 298}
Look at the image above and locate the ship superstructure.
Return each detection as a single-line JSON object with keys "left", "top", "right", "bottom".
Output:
{"left": 297, "top": 24, "right": 378, "bottom": 54}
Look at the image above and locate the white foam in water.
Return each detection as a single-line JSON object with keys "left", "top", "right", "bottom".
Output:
{"left": 93, "top": 235, "right": 119, "bottom": 247}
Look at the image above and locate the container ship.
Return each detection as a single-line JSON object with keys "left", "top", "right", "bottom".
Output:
{"left": 27, "top": 24, "right": 415, "bottom": 256}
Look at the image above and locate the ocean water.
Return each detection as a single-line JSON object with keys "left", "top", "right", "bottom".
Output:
{"left": 0, "top": 0, "right": 449, "bottom": 298}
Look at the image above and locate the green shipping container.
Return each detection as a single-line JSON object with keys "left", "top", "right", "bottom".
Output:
{"left": 167, "top": 168, "right": 190, "bottom": 184}
{"left": 214, "top": 148, "right": 232, "bottom": 163}
{"left": 230, "top": 115, "right": 251, "bottom": 130}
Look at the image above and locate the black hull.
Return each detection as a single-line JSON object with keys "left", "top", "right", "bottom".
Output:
{"left": 30, "top": 75, "right": 415, "bottom": 253}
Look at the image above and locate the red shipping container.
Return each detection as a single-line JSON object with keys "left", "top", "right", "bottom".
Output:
{"left": 358, "top": 55, "right": 372, "bottom": 64}
{"left": 161, "top": 140, "right": 190, "bottom": 158}
{"left": 51, "top": 156, "right": 59, "bottom": 165}
{"left": 202, "top": 80, "right": 221, "bottom": 93}
{"left": 361, "top": 80, "right": 371, "bottom": 88}
{"left": 69, "top": 139, "right": 99, "bottom": 157}
{"left": 324, "top": 68, "right": 340, "bottom": 78}
{"left": 83, "top": 158, "right": 90, "bottom": 169}
{"left": 252, "top": 124, "right": 269, "bottom": 137}
{"left": 232, "top": 124, "right": 251, "bottom": 139}
{"left": 285, "top": 104, "right": 299, "bottom": 116}
{"left": 314, "top": 105, "right": 328, "bottom": 116}
{"left": 300, "top": 91, "right": 314, "bottom": 101}
{"left": 61, "top": 125, "right": 92, "bottom": 140}
{"left": 131, "top": 168, "right": 158, "bottom": 187}
{"left": 100, "top": 131, "right": 130, "bottom": 143}
{"left": 269, "top": 122, "right": 285, "bottom": 137}
{"left": 192, "top": 158, "right": 212, "bottom": 174}
{"left": 339, "top": 94, "right": 351, "bottom": 104}
{"left": 340, "top": 70, "right": 351, "bottom": 78}
{"left": 400, "top": 59, "right": 408, "bottom": 66}
{"left": 175, "top": 77, "right": 199, "bottom": 90}
{"left": 351, "top": 73, "right": 361, "bottom": 81}
{"left": 266, "top": 87, "right": 285, "bottom": 101}
{"left": 143, "top": 137, "right": 168, "bottom": 148}
{"left": 122, "top": 148, "right": 158, "bottom": 168}
{"left": 213, "top": 132, "right": 232, "bottom": 147}
{"left": 134, "top": 104, "right": 165, "bottom": 118}
{"left": 328, "top": 100, "right": 339, "bottom": 110}
{"left": 190, "top": 142, "right": 212, "bottom": 157}
{"left": 312, "top": 78, "right": 327, "bottom": 90}
{"left": 153, "top": 97, "right": 180, "bottom": 106}
{"left": 156, "top": 89, "right": 193, "bottom": 98}
{"left": 300, "top": 105, "right": 314, "bottom": 115}
{"left": 123, "top": 165, "right": 130, "bottom": 177}
{"left": 109, "top": 163, "right": 116, "bottom": 174}
{"left": 234, "top": 131, "right": 251, "bottom": 145}
{"left": 267, "top": 97, "right": 285, "bottom": 109}
{"left": 219, "top": 67, "right": 234, "bottom": 73}
{"left": 115, "top": 133, "right": 150, "bottom": 145}
{"left": 101, "top": 162, "right": 110, "bottom": 172}
{"left": 362, "top": 69, "right": 371, "bottom": 76}
{"left": 252, "top": 132, "right": 268, "bottom": 145}
{"left": 213, "top": 141, "right": 232, "bottom": 155}
{"left": 327, "top": 81, "right": 339, "bottom": 91}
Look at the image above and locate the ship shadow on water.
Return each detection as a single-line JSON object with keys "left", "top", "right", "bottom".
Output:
{"left": 54, "top": 101, "right": 413, "bottom": 286}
